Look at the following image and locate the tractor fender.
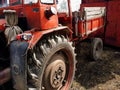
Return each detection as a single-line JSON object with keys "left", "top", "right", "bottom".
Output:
{"left": 28, "top": 26, "right": 72, "bottom": 49}
{"left": 10, "top": 41, "right": 29, "bottom": 90}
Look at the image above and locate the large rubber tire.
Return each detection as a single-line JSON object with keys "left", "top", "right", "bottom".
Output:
{"left": 90, "top": 38, "right": 103, "bottom": 61}
{"left": 27, "top": 35, "right": 76, "bottom": 90}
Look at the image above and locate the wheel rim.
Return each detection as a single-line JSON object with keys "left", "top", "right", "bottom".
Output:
{"left": 28, "top": 47, "right": 74, "bottom": 90}
{"left": 42, "top": 53, "right": 67, "bottom": 90}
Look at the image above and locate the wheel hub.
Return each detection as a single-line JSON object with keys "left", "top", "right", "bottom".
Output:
{"left": 44, "top": 59, "right": 66, "bottom": 89}
{"left": 51, "top": 66, "right": 65, "bottom": 88}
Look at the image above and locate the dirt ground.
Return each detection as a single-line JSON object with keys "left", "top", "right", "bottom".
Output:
{"left": 71, "top": 44, "right": 120, "bottom": 90}
{"left": 0, "top": 43, "right": 120, "bottom": 90}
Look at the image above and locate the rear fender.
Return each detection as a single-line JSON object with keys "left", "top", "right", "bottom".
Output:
{"left": 10, "top": 41, "right": 28, "bottom": 90}
{"left": 28, "top": 26, "right": 72, "bottom": 49}
{"left": 10, "top": 26, "right": 71, "bottom": 89}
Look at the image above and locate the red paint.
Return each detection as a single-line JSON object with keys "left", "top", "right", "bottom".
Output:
{"left": 23, "top": 1, "right": 58, "bottom": 30}
{"left": 105, "top": 1, "right": 120, "bottom": 47}
{"left": 78, "top": 17, "right": 104, "bottom": 38}
{"left": 0, "top": 19, "right": 6, "bottom": 31}
{"left": 81, "top": 0, "right": 120, "bottom": 47}
{"left": 0, "top": 0, "right": 119, "bottom": 48}
{"left": 40, "top": 4, "right": 58, "bottom": 30}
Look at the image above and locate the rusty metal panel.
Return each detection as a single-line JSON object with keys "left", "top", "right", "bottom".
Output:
{"left": 78, "top": 6, "right": 105, "bottom": 37}
{"left": 83, "top": 7, "right": 105, "bottom": 20}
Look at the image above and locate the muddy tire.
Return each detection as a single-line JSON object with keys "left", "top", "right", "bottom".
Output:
{"left": 90, "top": 38, "right": 103, "bottom": 61}
{"left": 27, "top": 35, "right": 76, "bottom": 90}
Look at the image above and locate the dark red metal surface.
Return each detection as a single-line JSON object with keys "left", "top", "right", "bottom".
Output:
{"left": 105, "top": 1, "right": 120, "bottom": 47}
{"left": 82, "top": 0, "right": 105, "bottom": 3}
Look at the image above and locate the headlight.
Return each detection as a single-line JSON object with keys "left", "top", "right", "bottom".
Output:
{"left": 16, "top": 33, "right": 32, "bottom": 41}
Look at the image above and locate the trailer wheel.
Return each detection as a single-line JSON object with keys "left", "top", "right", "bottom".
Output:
{"left": 27, "top": 35, "right": 76, "bottom": 90}
{"left": 90, "top": 38, "right": 103, "bottom": 60}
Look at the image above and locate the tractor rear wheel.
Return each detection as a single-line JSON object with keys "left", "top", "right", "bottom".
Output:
{"left": 90, "top": 38, "right": 103, "bottom": 60}
{"left": 27, "top": 35, "right": 76, "bottom": 90}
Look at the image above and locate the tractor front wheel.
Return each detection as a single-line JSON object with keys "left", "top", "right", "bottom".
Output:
{"left": 27, "top": 35, "right": 76, "bottom": 90}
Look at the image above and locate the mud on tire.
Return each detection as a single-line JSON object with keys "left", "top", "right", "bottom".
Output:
{"left": 27, "top": 35, "right": 76, "bottom": 90}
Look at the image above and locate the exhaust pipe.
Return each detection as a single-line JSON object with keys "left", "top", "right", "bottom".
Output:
{"left": 0, "top": 68, "right": 11, "bottom": 85}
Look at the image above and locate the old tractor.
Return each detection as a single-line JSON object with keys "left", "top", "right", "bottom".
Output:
{"left": 1, "top": 0, "right": 118, "bottom": 90}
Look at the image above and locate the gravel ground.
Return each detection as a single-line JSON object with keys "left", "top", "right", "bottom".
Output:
{"left": 72, "top": 45, "right": 120, "bottom": 90}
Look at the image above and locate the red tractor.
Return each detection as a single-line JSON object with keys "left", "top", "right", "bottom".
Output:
{"left": 0, "top": 0, "right": 119, "bottom": 90}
